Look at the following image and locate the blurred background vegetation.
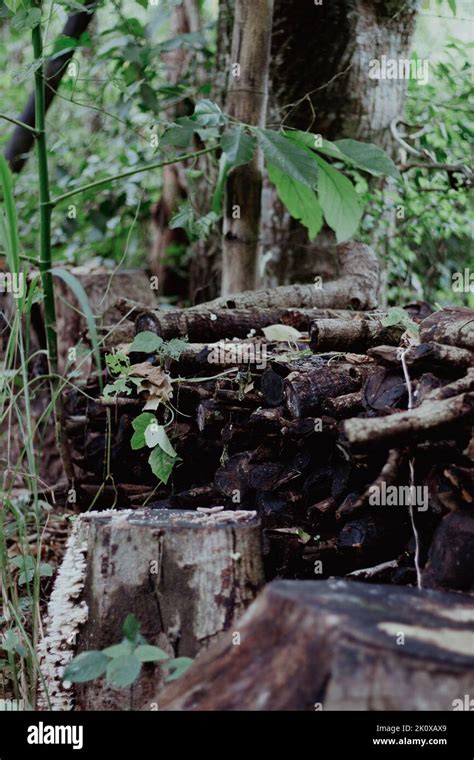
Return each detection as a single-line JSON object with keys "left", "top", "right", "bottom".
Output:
{"left": 0, "top": 0, "right": 472, "bottom": 305}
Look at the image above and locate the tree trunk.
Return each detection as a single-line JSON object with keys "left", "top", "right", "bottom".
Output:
{"left": 157, "top": 579, "right": 474, "bottom": 710}
{"left": 38, "top": 508, "right": 264, "bottom": 710}
{"left": 221, "top": 0, "right": 274, "bottom": 294}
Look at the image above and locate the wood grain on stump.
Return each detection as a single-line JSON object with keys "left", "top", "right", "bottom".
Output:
{"left": 41, "top": 508, "right": 263, "bottom": 711}
{"left": 158, "top": 579, "right": 474, "bottom": 711}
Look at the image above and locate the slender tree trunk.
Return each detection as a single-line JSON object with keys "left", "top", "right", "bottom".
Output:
{"left": 220, "top": 0, "right": 274, "bottom": 295}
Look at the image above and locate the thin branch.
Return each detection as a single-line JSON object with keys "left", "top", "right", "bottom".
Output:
{"left": 48, "top": 145, "right": 218, "bottom": 207}
{"left": 0, "top": 113, "right": 40, "bottom": 135}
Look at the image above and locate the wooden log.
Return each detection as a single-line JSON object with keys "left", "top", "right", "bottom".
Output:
{"left": 310, "top": 318, "right": 403, "bottom": 353}
{"left": 344, "top": 393, "right": 474, "bottom": 449}
{"left": 419, "top": 307, "right": 474, "bottom": 350}
{"left": 157, "top": 579, "right": 474, "bottom": 711}
{"left": 114, "top": 300, "right": 390, "bottom": 343}
{"left": 321, "top": 391, "right": 364, "bottom": 418}
{"left": 422, "top": 511, "right": 474, "bottom": 592}
{"left": 191, "top": 242, "right": 380, "bottom": 311}
{"left": 283, "top": 364, "right": 374, "bottom": 418}
{"left": 422, "top": 368, "right": 474, "bottom": 402}
{"left": 368, "top": 342, "right": 473, "bottom": 375}
{"left": 39, "top": 509, "right": 263, "bottom": 711}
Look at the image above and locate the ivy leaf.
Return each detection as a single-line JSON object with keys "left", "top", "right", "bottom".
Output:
{"left": 135, "top": 645, "right": 169, "bottom": 663}
{"left": 221, "top": 127, "right": 256, "bottom": 168}
{"left": 63, "top": 651, "right": 108, "bottom": 684}
{"left": 334, "top": 139, "right": 401, "bottom": 181}
{"left": 106, "top": 654, "right": 141, "bottom": 688}
{"left": 315, "top": 155, "right": 363, "bottom": 243}
{"left": 131, "top": 412, "right": 156, "bottom": 450}
{"left": 122, "top": 613, "right": 140, "bottom": 643}
{"left": 148, "top": 446, "right": 177, "bottom": 485}
{"left": 192, "top": 99, "right": 225, "bottom": 128}
{"left": 129, "top": 331, "right": 163, "bottom": 354}
{"left": 163, "top": 656, "right": 194, "bottom": 683}
{"left": 257, "top": 129, "right": 319, "bottom": 188}
{"left": 267, "top": 163, "right": 323, "bottom": 240}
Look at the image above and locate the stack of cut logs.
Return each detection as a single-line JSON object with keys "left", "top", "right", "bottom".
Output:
{"left": 63, "top": 246, "right": 474, "bottom": 595}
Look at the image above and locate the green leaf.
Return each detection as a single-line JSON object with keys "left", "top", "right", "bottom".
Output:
{"left": 63, "top": 651, "right": 108, "bottom": 683}
{"left": 314, "top": 155, "right": 363, "bottom": 243}
{"left": 212, "top": 127, "right": 256, "bottom": 213}
{"left": 129, "top": 331, "right": 163, "bottom": 354}
{"left": 257, "top": 129, "right": 319, "bottom": 188}
{"left": 103, "top": 641, "right": 133, "bottom": 659}
{"left": 447, "top": 0, "right": 456, "bottom": 14}
{"left": 221, "top": 127, "right": 256, "bottom": 168}
{"left": 106, "top": 654, "right": 141, "bottom": 688}
{"left": 148, "top": 446, "right": 177, "bottom": 485}
{"left": 334, "top": 139, "right": 401, "bottom": 181}
{"left": 4, "top": 0, "right": 26, "bottom": 13}
{"left": 192, "top": 99, "right": 225, "bottom": 128}
{"left": 51, "top": 268, "right": 102, "bottom": 390}
{"left": 11, "top": 8, "right": 41, "bottom": 31}
{"left": 267, "top": 163, "right": 323, "bottom": 241}
{"left": 122, "top": 613, "right": 140, "bottom": 643}
{"left": 163, "top": 337, "right": 188, "bottom": 361}
{"left": 160, "top": 117, "right": 196, "bottom": 149}
{"left": 0, "top": 155, "right": 20, "bottom": 276}
{"left": 163, "top": 656, "right": 194, "bottom": 682}
{"left": 39, "top": 563, "right": 53, "bottom": 578}
{"left": 135, "top": 645, "right": 169, "bottom": 663}
{"left": 51, "top": 35, "right": 79, "bottom": 58}
{"left": 131, "top": 412, "right": 156, "bottom": 450}
{"left": 145, "top": 423, "right": 177, "bottom": 456}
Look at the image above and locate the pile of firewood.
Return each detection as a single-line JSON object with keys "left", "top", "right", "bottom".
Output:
{"left": 63, "top": 298, "right": 474, "bottom": 595}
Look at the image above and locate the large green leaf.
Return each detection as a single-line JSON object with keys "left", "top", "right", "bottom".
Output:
{"left": 286, "top": 131, "right": 400, "bottom": 181}
{"left": 315, "top": 155, "right": 363, "bottom": 243}
{"left": 106, "top": 654, "right": 141, "bottom": 688}
{"left": 334, "top": 139, "right": 401, "bottom": 181}
{"left": 267, "top": 163, "right": 323, "bottom": 241}
{"left": 212, "top": 127, "right": 257, "bottom": 213}
{"left": 63, "top": 651, "right": 108, "bottom": 684}
{"left": 257, "top": 129, "right": 318, "bottom": 188}
{"left": 221, "top": 127, "right": 256, "bottom": 168}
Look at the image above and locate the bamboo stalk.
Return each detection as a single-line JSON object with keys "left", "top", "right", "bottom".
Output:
{"left": 32, "top": 17, "right": 74, "bottom": 483}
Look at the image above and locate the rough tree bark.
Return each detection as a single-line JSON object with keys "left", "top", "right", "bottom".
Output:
{"left": 221, "top": 0, "right": 274, "bottom": 295}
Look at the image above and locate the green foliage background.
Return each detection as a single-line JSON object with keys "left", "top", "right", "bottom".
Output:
{"left": 0, "top": 0, "right": 472, "bottom": 304}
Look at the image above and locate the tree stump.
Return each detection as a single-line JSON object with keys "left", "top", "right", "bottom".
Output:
{"left": 158, "top": 579, "right": 474, "bottom": 711}
{"left": 38, "top": 508, "right": 263, "bottom": 711}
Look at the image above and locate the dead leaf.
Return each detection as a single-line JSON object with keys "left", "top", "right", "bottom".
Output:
{"left": 130, "top": 362, "right": 173, "bottom": 409}
{"left": 262, "top": 324, "right": 302, "bottom": 342}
